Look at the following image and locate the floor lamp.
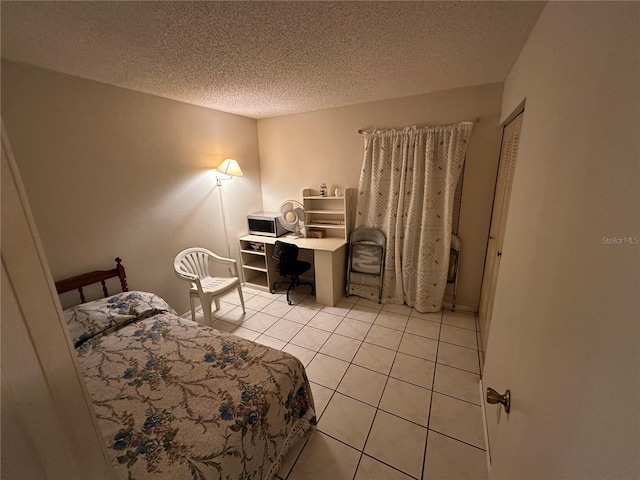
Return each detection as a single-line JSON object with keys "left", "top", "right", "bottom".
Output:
{"left": 215, "top": 158, "right": 243, "bottom": 258}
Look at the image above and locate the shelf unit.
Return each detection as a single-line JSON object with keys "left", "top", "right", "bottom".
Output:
{"left": 303, "top": 187, "right": 356, "bottom": 240}
{"left": 239, "top": 239, "right": 269, "bottom": 290}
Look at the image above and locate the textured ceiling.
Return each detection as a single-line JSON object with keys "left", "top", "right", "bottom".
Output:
{"left": 1, "top": 1, "right": 545, "bottom": 118}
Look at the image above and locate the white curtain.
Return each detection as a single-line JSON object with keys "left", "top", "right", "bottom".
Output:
{"left": 356, "top": 123, "right": 473, "bottom": 313}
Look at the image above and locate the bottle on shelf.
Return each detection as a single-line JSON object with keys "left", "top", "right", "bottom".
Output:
{"left": 320, "top": 183, "right": 328, "bottom": 197}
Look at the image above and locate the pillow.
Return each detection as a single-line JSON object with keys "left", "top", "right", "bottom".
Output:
{"left": 64, "top": 291, "right": 174, "bottom": 347}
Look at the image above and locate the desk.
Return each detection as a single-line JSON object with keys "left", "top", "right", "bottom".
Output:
{"left": 238, "top": 234, "right": 348, "bottom": 307}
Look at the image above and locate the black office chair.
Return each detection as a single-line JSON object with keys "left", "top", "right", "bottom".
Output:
{"left": 271, "top": 241, "right": 315, "bottom": 305}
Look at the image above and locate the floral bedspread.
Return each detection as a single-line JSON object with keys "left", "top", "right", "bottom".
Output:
{"left": 70, "top": 292, "right": 316, "bottom": 480}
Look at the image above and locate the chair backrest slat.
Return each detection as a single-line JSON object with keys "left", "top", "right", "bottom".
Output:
{"left": 180, "top": 252, "right": 208, "bottom": 278}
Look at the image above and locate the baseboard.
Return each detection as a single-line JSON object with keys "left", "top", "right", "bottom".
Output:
{"left": 441, "top": 302, "right": 477, "bottom": 314}
{"left": 479, "top": 378, "right": 492, "bottom": 474}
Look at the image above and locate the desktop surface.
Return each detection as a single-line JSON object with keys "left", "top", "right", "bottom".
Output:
{"left": 239, "top": 234, "right": 347, "bottom": 253}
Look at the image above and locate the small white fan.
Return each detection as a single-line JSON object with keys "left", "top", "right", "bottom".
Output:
{"left": 277, "top": 200, "right": 307, "bottom": 238}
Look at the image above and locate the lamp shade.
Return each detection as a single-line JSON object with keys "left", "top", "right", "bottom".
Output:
{"left": 216, "top": 158, "right": 244, "bottom": 177}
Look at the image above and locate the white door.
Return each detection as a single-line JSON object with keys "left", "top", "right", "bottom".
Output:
{"left": 1, "top": 126, "right": 114, "bottom": 478}
{"left": 478, "top": 112, "right": 523, "bottom": 355}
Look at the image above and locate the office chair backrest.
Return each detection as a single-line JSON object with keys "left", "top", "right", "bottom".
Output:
{"left": 273, "top": 241, "right": 300, "bottom": 275}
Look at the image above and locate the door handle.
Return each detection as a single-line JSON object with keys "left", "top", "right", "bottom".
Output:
{"left": 497, "top": 251, "right": 502, "bottom": 257}
{"left": 486, "top": 387, "right": 510, "bottom": 413}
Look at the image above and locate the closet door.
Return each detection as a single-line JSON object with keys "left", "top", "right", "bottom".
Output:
{"left": 478, "top": 112, "right": 523, "bottom": 357}
{"left": 1, "top": 126, "right": 114, "bottom": 478}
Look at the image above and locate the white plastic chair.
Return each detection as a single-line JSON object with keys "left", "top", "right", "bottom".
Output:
{"left": 174, "top": 247, "right": 245, "bottom": 326}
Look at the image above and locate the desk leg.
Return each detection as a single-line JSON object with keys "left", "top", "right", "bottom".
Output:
{"left": 313, "top": 245, "right": 347, "bottom": 307}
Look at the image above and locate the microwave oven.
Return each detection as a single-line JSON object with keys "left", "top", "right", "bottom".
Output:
{"left": 247, "top": 212, "right": 287, "bottom": 237}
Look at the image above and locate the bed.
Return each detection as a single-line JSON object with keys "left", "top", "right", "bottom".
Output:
{"left": 55, "top": 258, "right": 316, "bottom": 480}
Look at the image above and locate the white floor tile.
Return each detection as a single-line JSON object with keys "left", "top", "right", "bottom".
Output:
{"left": 262, "top": 300, "right": 294, "bottom": 318}
{"left": 318, "top": 393, "right": 376, "bottom": 450}
{"left": 284, "top": 305, "right": 319, "bottom": 324}
{"left": 255, "top": 334, "right": 287, "bottom": 350}
{"left": 346, "top": 304, "right": 380, "bottom": 323}
{"left": 440, "top": 324, "right": 478, "bottom": 350}
{"left": 290, "top": 325, "right": 332, "bottom": 351}
{"left": 306, "top": 311, "right": 343, "bottom": 332}
{"left": 240, "top": 311, "right": 280, "bottom": 333}
{"left": 230, "top": 327, "right": 260, "bottom": 341}
{"left": 257, "top": 290, "right": 280, "bottom": 300}
{"left": 241, "top": 294, "right": 487, "bottom": 480}
{"left": 241, "top": 286, "right": 263, "bottom": 296}
{"left": 429, "top": 393, "right": 485, "bottom": 449}
{"left": 353, "top": 343, "right": 396, "bottom": 375}
{"left": 334, "top": 317, "right": 372, "bottom": 341}
{"left": 375, "top": 311, "right": 409, "bottom": 331}
{"left": 398, "top": 333, "right": 438, "bottom": 361}
{"left": 355, "top": 455, "right": 413, "bottom": 480}
{"left": 321, "top": 302, "right": 353, "bottom": 317}
{"left": 221, "top": 306, "right": 257, "bottom": 324}
{"left": 423, "top": 430, "right": 488, "bottom": 480}
{"left": 411, "top": 310, "right": 443, "bottom": 322}
{"left": 245, "top": 295, "right": 275, "bottom": 311}
{"left": 437, "top": 342, "right": 480, "bottom": 374}
{"left": 299, "top": 296, "right": 324, "bottom": 310}
{"left": 319, "top": 334, "right": 362, "bottom": 362}
{"left": 287, "top": 291, "right": 311, "bottom": 304}
{"left": 282, "top": 344, "right": 316, "bottom": 367}
{"left": 433, "top": 364, "right": 481, "bottom": 405}
{"left": 340, "top": 295, "right": 358, "bottom": 305}
{"left": 263, "top": 318, "right": 305, "bottom": 341}
{"left": 364, "top": 324, "right": 403, "bottom": 350}
{"left": 210, "top": 302, "right": 236, "bottom": 319}
{"left": 337, "top": 364, "right": 387, "bottom": 407}
{"left": 442, "top": 310, "right": 477, "bottom": 331}
{"left": 364, "top": 410, "right": 427, "bottom": 478}
{"left": 405, "top": 316, "right": 441, "bottom": 340}
{"left": 211, "top": 319, "right": 238, "bottom": 333}
{"left": 355, "top": 298, "right": 384, "bottom": 310}
{"left": 390, "top": 353, "right": 435, "bottom": 388}
{"left": 309, "top": 382, "right": 333, "bottom": 419}
{"left": 220, "top": 291, "right": 244, "bottom": 306}
{"left": 379, "top": 377, "right": 432, "bottom": 427}
{"left": 305, "top": 353, "right": 350, "bottom": 389}
{"left": 382, "top": 303, "right": 413, "bottom": 316}
{"left": 288, "top": 431, "right": 361, "bottom": 480}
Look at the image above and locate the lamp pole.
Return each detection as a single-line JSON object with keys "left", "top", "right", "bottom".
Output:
{"left": 214, "top": 158, "right": 243, "bottom": 261}
{"left": 217, "top": 183, "right": 232, "bottom": 259}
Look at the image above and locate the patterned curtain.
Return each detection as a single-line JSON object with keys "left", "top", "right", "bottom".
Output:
{"left": 356, "top": 123, "right": 473, "bottom": 313}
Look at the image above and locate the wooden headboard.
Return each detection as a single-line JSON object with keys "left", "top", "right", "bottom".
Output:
{"left": 55, "top": 257, "right": 128, "bottom": 304}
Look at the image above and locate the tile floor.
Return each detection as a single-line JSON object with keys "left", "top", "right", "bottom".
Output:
{"left": 198, "top": 287, "right": 488, "bottom": 480}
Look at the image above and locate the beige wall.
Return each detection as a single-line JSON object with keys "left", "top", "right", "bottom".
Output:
{"left": 484, "top": 2, "right": 639, "bottom": 478}
{"left": 257, "top": 83, "right": 504, "bottom": 309}
{"left": 1, "top": 61, "right": 263, "bottom": 313}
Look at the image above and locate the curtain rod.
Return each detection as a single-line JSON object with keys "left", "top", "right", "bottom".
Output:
{"left": 357, "top": 118, "right": 480, "bottom": 135}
